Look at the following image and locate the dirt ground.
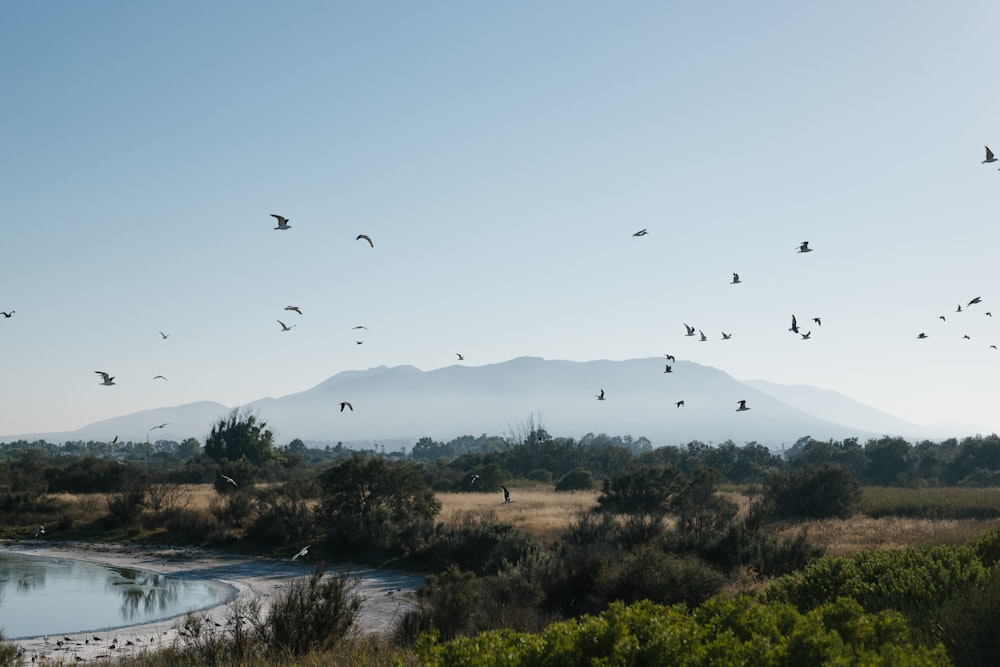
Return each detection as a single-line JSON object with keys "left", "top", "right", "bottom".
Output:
{"left": 1, "top": 541, "right": 423, "bottom": 664}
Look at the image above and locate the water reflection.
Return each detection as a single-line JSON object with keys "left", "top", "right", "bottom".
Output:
{"left": 0, "top": 553, "right": 228, "bottom": 639}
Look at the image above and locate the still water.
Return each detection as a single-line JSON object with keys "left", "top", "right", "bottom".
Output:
{"left": 0, "top": 554, "right": 230, "bottom": 639}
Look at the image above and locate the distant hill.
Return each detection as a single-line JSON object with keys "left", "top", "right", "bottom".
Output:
{"left": 1, "top": 357, "right": 964, "bottom": 448}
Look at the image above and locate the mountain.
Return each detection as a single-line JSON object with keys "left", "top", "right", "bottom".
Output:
{"left": 0, "top": 357, "right": 959, "bottom": 448}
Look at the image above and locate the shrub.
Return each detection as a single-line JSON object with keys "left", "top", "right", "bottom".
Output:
{"left": 526, "top": 468, "right": 553, "bottom": 484}
{"left": 554, "top": 467, "right": 596, "bottom": 492}
{"left": 763, "top": 463, "right": 860, "bottom": 520}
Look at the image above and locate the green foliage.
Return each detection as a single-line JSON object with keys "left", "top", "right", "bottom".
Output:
{"left": 420, "top": 511, "right": 542, "bottom": 575}
{"left": 526, "top": 469, "right": 553, "bottom": 483}
{"left": 763, "top": 463, "right": 860, "bottom": 520}
{"left": 247, "top": 479, "right": 317, "bottom": 546}
{"left": 595, "top": 464, "right": 686, "bottom": 516}
{"left": 204, "top": 407, "right": 277, "bottom": 468}
{"left": 416, "top": 596, "right": 950, "bottom": 667}
{"left": 553, "top": 467, "right": 595, "bottom": 492}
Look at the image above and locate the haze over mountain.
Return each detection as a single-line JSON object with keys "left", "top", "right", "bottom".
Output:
{"left": 2, "top": 357, "right": 974, "bottom": 449}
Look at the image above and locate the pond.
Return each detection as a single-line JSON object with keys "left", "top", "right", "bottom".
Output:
{"left": 0, "top": 553, "right": 231, "bottom": 639}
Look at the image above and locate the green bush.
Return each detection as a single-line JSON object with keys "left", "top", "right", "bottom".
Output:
{"left": 526, "top": 469, "right": 553, "bottom": 484}
{"left": 763, "top": 464, "right": 860, "bottom": 520}
{"left": 554, "top": 467, "right": 596, "bottom": 492}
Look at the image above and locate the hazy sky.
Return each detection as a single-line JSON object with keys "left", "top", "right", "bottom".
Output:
{"left": 3, "top": 2, "right": 999, "bottom": 439}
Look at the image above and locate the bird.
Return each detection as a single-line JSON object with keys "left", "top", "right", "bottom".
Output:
{"left": 352, "top": 325, "right": 369, "bottom": 330}
{"left": 339, "top": 402, "right": 353, "bottom": 412}
{"left": 499, "top": 486, "right": 514, "bottom": 504}
{"left": 219, "top": 474, "right": 238, "bottom": 487}
{"left": 34, "top": 525, "right": 45, "bottom": 538}
{"left": 277, "top": 319, "right": 296, "bottom": 332}
{"left": 789, "top": 315, "right": 800, "bottom": 334}
{"left": 456, "top": 353, "right": 464, "bottom": 360}
{"left": 158, "top": 331, "right": 170, "bottom": 339}
{"left": 356, "top": 234, "right": 374, "bottom": 247}
{"left": 731, "top": 273, "right": 741, "bottom": 284}
{"left": 736, "top": 400, "right": 750, "bottom": 412}
{"left": 95, "top": 371, "right": 116, "bottom": 386}
{"left": 917, "top": 333, "right": 928, "bottom": 339}
{"left": 984, "top": 146, "right": 997, "bottom": 164}
{"left": 664, "top": 354, "right": 675, "bottom": 362}
{"left": 292, "top": 545, "right": 310, "bottom": 561}
{"left": 675, "top": 400, "right": 684, "bottom": 408}
{"left": 956, "top": 304, "right": 963, "bottom": 313}
{"left": 469, "top": 474, "right": 480, "bottom": 486}
{"left": 801, "top": 331, "right": 812, "bottom": 340}
{"left": 284, "top": 306, "right": 303, "bottom": 314}
{"left": 664, "top": 364, "right": 672, "bottom": 373}
{"left": 355, "top": 340, "right": 364, "bottom": 345}
{"left": 596, "top": 389, "right": 605, "bottom": 400}
{"left": 153, "top": 375, "right": 168, "bottom": 380}
{"left": 963, "top": 334, "right": 971, "bottom": 340}
{"left": 988, "top": 312, "right": 993, "bottom": 317}
{"left": 796, "top": 241, "right": 813, "bottom": 253}
{"left": 812, "top": 317, "right": 822, "bottom": 326}
{"left": 698, "top": 330, "right": 707, "bottom": 341}
{"left": 271, "top": 214, "right": 291, "bottom": 230}
{"left": 721, "top": 332, "right": 732, "bottom": 340}
{"left": 684, "top": 323, "right": 696, "bottom": 337}
{"left": 110, "top": 436, "right": 118, "bottom": 445}
{"left": 939, "top": 315, "right": 947, "bottom": 321}
{"left": 149, "top": 423, "right": 169, "bottom": 431}
{"left": 632, "top": 228, "right": 648, "bottom": 237}
{"left": 968, "top": 297, "right": 982, "bottom": 306}
{"left": 1, "top": 311, "right": 13, "bottom": 318}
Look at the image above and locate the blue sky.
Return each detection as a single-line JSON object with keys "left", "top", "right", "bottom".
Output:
{"left": 3, "top": 2, "right": 999, "bottom": 439}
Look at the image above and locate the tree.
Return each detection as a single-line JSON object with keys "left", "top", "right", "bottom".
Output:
{"left": 318, "top": 454, "right": 440, "bottom": 526}
{"left": 204, "top": 407, "right": 276, "bottom": 467}
{"left": 596, "top": 464, "right": 687, "bottom": 516}
{"left": 763, "top": 464, "right": 860, "bottom": 520}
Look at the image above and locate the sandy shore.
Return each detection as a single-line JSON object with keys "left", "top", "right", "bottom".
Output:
{"left": 1, "top": 542, "right": 423, "bottom": 664}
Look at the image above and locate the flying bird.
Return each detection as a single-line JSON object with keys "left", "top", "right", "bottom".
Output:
{"left": 664, "top": 364, "right": 672, "bottom": 373}
{"left": 356, "top": 234, "right": 374, "bottom": 247}
{"left": 149, "top": 423, "right": 169, "bottom": 431}
{"left": 956, "top": 304, "right": 963, "bottom": 313}
{"left": 153, "top": 375, "right": 168, "bottom": 380}
{"left": 801, "top": 331, "right": 812, "bottom": 340}
{"left": 812, "top": 317, "right": 822, "bottom": 326}
{"left": 632, "top": 228, "right": 648, "bottom": 237}
{"left": 469, "top": 474, "right": 480, "bottom": 486}
{"left": 963, "top": 334, "right": 971, "bottom": 340}
{"left": 596, "top": 389, "right": 606, "bottom": 400}
{"left": 736, "top": 400, "right": 750, "bottom": 412}
{"left": 984, "top": 146, "right": 997, "bottom": 164}
{"left": 968, "top": 297, "right": 982, "bottom": 306}
{"left": 987, "top": 312, "right": 993, "bottom": 317}
{"left": 456, "top": 353, "right": 464, "bottom": 360}
{"left": 0, "top": 311, "right": 13, "bottom": 318}
{"left": 939, "top": 316, "right": 946, "bottom": 321}
{"left": 35, "top": 525, "right": 45, "bottom": 538}
{"left": 917, "top": 333, "right": 928, "bottom": 339}
{"left": 684, "top": 323, "right": 696, "bottom": 337}
{"left": 731, "top": 273, "right": 741, "bottom": 284}
{"left": 339, "top": 402, "right": 353, "bottom": 412}
{"left": 499, "top": 486, "right": 514, "bottom": 504}
{"left": 355, "top": 340, "right": 364, "bottom": 345}
{"left": 699, "top": 330, "right": 707, "bottom": 341}
{"left": 721, "top": 332, "right": 732, "bottom": 340}
{"left": 158, "top": 331, "right": 170, "bottom": 339}
{"left": 664, "top": 354, "right": 675, "bottom": 362}
{"left": 352, "top": 325, "right": 369, "bottom": 330}
{"left": 789, "top": 315, "right": 799, "bottom": 334}
{"left": 219, "top": 474, "right": 238, "bottom": 487}
{"left": 292, "top": 545, "right": 310, "bottom": 561}
{"left": 271, "top": 214, "right": 291, "bottom": 230}
{"left": 277, "top": 319, "right": 296, "bottom": 332}
{"left": 675, "top": 400, "right": 684, "bottom": 408}
{"left": 95, "top": 371, "right": 116, "bottom": 386}
{"left": 284, "top": 306, "right": 303, "bottom": 314}
{"left": 796, "top": 241, "right": 813, "bottom": 253}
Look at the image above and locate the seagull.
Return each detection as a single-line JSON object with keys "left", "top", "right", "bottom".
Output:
{"left": 356, "top": 234, "right": 374, "bottom": 248}
{"left": 984, "top": 146, "right": 997, "bottom": 164}
{"left": 1, "top": 311, "right": 13, "bottom": 318}
{"left": 956, "top": 304, "right": 963, "bottom": 312}
{"left": 153, "top": 375, "right": 167, "bottom": 380}
{"left": 721, "top": 332, "right": 732, "bottom": 340}
{"left": 339, "top": 402, "right": 353, "bottom": 412}
{"left": 664, "top": 364, "right": 672, "bottom": 373}
{"left": 968, "top": 297, "right": 982, "bottom": 306}
{"left": 34, "top": 525, "right": 45, "bottom": 538}
{"left": 219, "top": 474, "right": 238, "bottom": 487}
{"left": 664, "top": 354, "right": 675, "bottom": 362}
{"left": 277, "top": 319, "right": 296, "bottom": 332}
{"left": 110, "top": 436, "right": 118, "bottom": 445}
{"left": 355, "top": 340, "right": 364, "bottom": 345}
{"left": 963, "top": 334, "right": 971, "bottom": 340}
{"left": 499, "top": 486, "right": 514, "bottom": 504}
{"left": 632, "top": 228, "right": 648, "bottom": 237}
{"left": 987, "top": 312, "right": 993, "bottom": 317}
{"left": 675, "top": 400, "right": 684, "bottom": 408}
{"left": 801, "top": 331, "right": 812, "bottom": 340}
{"left": 271, "top": 214, "right": 291, "bottom": 230}
{"left": 284, "top": 306, "right": 303, "bottom": 314}
{"left": 95, "top": 371, "right": 116, "bottom": 386}
{"left": 736, "top": 400, "right": 750, "bottom": 412}
{"left": 469, "top": 474, "right": 480, "bottom": 486}
{"left": 292, "top": 545, "right": 310, "bottom": 561}
{"left": 789, "top": 315, "right": 800, "bottom": 334}
{"left": 812, "top": 317, "right": 822, "bottom": 326}
{"left": 796, "top": 241, "right": 813, "bottom": 253}
{"left": 158, "top": 331, "right": 170, "bottom": 339}
{"left": 731, "top": 273, "right": 741, "bottom": 284}
{"left": 684, "top": 323, "right": 696, "bottom": 337}
{"left": 352, "top": 325, "right": 369, "bottom": 330}
{"left": 456, "top": 353, "right": 464, "bottom": 360}
{"left": 939, "top": 315, "right": 946, "bottom": 321}
{"left": 698, "top": 330, "right": 707, "bottom": 341}
{"left": 917, "top": 332, "right": 928, "bottom": 339}
{"left": 149, "top": 423, "right": 169, "bottom": 431}
{"left": 596, "top": 389, "right": 605, "bottom": 400}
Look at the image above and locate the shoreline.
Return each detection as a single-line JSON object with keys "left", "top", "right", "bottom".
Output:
{"left": 1, "top": 541, "right": 423, "bottom": 664}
